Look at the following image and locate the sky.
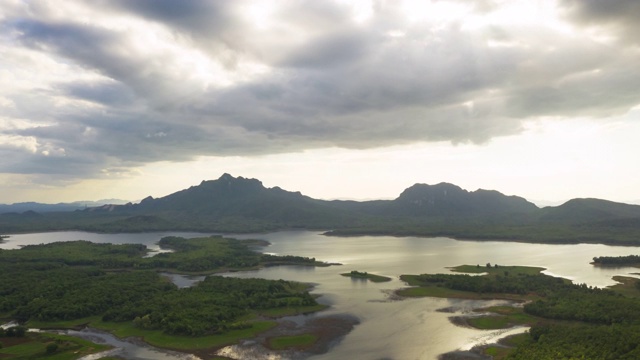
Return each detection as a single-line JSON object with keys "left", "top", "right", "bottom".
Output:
{"left": 1, "top": 0, "right": 639, "bottom": 206}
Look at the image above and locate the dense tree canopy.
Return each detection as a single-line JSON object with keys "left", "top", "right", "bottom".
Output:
{"left": 0, "top": 236, "right": 321, "bottom": 336}
{"left": 592, "top": 254, "right": 640, "bottom": 266}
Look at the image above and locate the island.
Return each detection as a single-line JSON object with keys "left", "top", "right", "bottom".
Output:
{"left": 592, "top": 254, "right": 640, "bottom": 267}
{"left": 0, "top": 236, "right": 339, "bottom": 359}
{"left": 341, "top": 270, "right": 392, "bottom": 282}
{"left": 398, "top": 264, "right": 640, "bottom": 359}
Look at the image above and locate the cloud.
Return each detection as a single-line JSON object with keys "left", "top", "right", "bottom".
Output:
{"left": 56, "top": 80, "right": 137, "bottom": 106}
{"left": 1, "top": 0, "right": 639, "bottom": 181}
{"left": 560, "top": 0, "right": 640, "bottom": 45}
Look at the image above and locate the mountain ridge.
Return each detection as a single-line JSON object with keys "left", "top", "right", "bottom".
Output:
{"left": 2, "top": 173, "right": 640, "bottom": 245}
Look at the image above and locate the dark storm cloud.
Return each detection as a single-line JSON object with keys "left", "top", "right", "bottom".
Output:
{"left": 1, "top": 0, "right": 640, "bottom": 180}
{"left": 57, "top": 81, "right": 136, "bottom": 106}
{"left": 281, "top": 31, "right": 374, "bottom": 68}
{"left": 560, "top": 0, "right": 640, "bottom": 44}
{"left": 105, "top": 0, "right": 232, "bottom": 34}
{"left": 10, "top": 18, "right": 196, "bottom": 107}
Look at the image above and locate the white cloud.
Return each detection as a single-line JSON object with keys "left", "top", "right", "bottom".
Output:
{"left": 0, "top": 134, "right": 38, "bottom": 153}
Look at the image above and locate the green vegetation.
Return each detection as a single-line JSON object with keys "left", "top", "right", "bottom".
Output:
{"left": 0, "top": 331, "right": 110, "bottom": 359}
{"left": 0, "top": 235, "right": 328, "bottom": 274}
{"left": 400, "top": 264, "right": 640, "bottom": 359}
{"left": 592, "top": 254, "right": 640, "bottom": 266}
{"left": 95, "top": 318, "right": 278, "bottom": 350}
{"left": 398, "top": 265, "right": 554, "bottom": 300}
{"left": 0, "top": 236, "right": 328, "bottom": 351}
{"left": 449, "top": 264, "right": 545, "bottom": 275}
{"left": 259, "top": 304, "right": 328, "bottom": 317}
{"left": 262, "top": 254, "right": 333, "bottom": 267}
{"left": 396, "top": 284, "right": 496, "bottom": 299}
{"left": 327, "top": 219, "right": 640, "bottom": 246}
{"left": 507, "top": 324, "right": 640, "bottom": 359}
{"left": 608, "top": 276, "right": 640, "bottom": 298}
{"left": 341, "top": 270, "right": 392, "bottom": 282}
{"left": 481, "top": 334, "right": 530, "bottom": 360}
{"left": 468, "top": 306, "right": 537, "bottom": 329}
{"left": 267, "top": 334, "right": 318, "bottom": 350}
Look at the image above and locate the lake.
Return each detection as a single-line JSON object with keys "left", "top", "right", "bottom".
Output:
{"left": 3, "top": 230, "right": 640, "bottom": 359}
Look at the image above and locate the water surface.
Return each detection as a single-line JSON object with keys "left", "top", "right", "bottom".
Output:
{"left": 4, "top": 230, "right": 640, "bottom": 359}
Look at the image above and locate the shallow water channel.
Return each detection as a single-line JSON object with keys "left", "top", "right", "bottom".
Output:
{"left": 4, "top": 230, "right": 640, "bottom": 359}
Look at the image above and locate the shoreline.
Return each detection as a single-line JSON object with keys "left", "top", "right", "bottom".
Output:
{"left": 213, "top": 313, "right": 359, "bottom": 359}
{"left": 32, "top": 307, "right": 355, "bottom": 360}
{"left": 324, "top": 229, "right": 640, "bottom": 247}
{"left": 4, "top": 227, "right": 640, "bottom": 247}
{"left": 438, "top": 332, "right": 525, "bottom": 360}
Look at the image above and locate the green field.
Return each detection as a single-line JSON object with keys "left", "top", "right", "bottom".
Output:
{"left": 468, "top": 306, "right": 538, "bottom": 329}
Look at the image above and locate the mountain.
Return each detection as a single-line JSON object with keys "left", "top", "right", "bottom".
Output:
{"left": 2, "top": 174, "right": 640, "bottom": 245}
{"left": 83, "top": 174, "right": 360, "bottom": 231}
{"left": 128, "top": 175, "right": 538, "bottom": 218}
{"left": 382, "top": 182, "right": 538, "bottom": 217}
{"left": 78, "top": 175, "right": 538, "bottom": 232}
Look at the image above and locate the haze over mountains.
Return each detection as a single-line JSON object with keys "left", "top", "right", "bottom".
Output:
{"left": 0, "top": 199, "right": 130, "bottom": 214}
{"left": 2, "top": 174, "right": 640, "bottom": 245}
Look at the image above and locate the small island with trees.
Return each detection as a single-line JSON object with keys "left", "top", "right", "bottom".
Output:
{"left": 341, "top": 270, "right": 392, "bottom": 283}
{"left": 592, "top": 254, "right": 640, "bottom": 267}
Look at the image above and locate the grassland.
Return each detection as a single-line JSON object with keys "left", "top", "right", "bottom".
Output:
{"left": 607, "top": 276, "right": 640, "bottom": 298}
{"left": 0, "top": 332, "right": 110, "bottom": 360}
{"left": 468, "top": 306, "right": 538, "bottom": 329}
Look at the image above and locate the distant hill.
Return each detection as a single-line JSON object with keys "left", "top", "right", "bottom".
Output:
{"left": 0, "top": 199, "right": 130, "bottom": 214}
{"left": 539, "top": 198, "right": 640, "bottom": 223}
{"left": 2, "top": 174, "right": 640, "bottom": 245}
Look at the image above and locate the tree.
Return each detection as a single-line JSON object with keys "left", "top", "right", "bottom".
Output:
{"left": 5, "top": 326, "right": 26, "bottom": 337}
{"left": 46, "top": 343, "right": 58, "bottom": 354}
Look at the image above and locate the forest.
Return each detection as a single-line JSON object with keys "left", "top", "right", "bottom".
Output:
{"left": 401, "top": 265, "right": 640, "bottom": 359}
{"left": 0, "top": 236, "right": 322, "bottom": 337}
